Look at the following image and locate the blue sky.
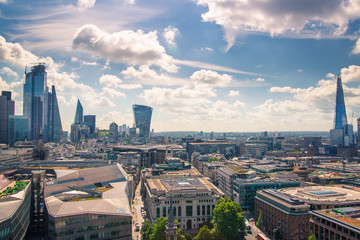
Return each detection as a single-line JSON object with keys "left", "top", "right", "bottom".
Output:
{"left": 1, "top": 0, "right": 360, "bottom": 133}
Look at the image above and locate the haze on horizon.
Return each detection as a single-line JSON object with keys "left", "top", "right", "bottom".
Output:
{"left": 1, "top": 0, "right": 360, "bottom": 133}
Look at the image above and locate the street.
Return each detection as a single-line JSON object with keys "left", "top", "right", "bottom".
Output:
{"left": 132, "top": 182, "right": 145, "bottom": 240}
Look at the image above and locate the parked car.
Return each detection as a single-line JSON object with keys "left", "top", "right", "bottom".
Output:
{"left": 135, "top": 222, "right": 140, "bottom": 231}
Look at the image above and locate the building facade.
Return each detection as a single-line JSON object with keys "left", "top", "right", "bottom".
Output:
{"left": 109, "top": 122, "right": 119, "bottom": 141}
{"left": 132, "top": 104, "right": 152, "bottom": 138}
{"left": 0, "top": 91, "right": 15, "bottom": 144}
{"left": 310, "top": 207, "right": 360, "bottom": 240}
{"left": 9, "top": 115, "right": 29, "bottom": 146}
{"left": 255, "top": 189, "right": 310, "bottom": 240}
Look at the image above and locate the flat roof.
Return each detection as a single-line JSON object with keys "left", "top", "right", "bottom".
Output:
{"left": 281, "top": 185, "right": 360, "bottom": 203}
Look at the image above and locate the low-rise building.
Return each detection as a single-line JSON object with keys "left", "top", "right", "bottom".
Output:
{"left": 143, "top": 168, "right": 224, "bottom": 231}
{"left": 255, "top": 189, "right": 310, "bottom": 240}
{"left": 310, "top": 207, "right": 360, "bottom": 240}
{"left": 44, "top": 164, "right": 132, "bottom": 240}
{"left": 0, "top": 175, "right": 31, "bottom": 240}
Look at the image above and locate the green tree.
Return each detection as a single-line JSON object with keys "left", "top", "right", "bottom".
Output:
{"left": 212, "top": 198, "right": 246, "bottom": 240}
{"left": 256, "top": 210, "right": 263, "bottom": 230}
{"left": 308, "top": 231, "right": 316, "bottom": 240}
{"left": 150, "top": 217, "right": 168, "bottom": 240}
{"left": 184, "top": 233, "right": 193, "bottom": 240}
{"left": 195, "top": 225, "right": 214, "bottom": 240}
{"left": 141, "top": 219, "right": 154, "bottom": 240}
{"left": 208, "top": 157, "right": 219, "bottom": 162}
{"left": 273, "top": 228, "right": 282, "bottom": 240}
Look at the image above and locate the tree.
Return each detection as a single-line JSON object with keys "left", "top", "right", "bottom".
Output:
{"left": 273, "top": 228, "right": 282, "bottom": 240}
{"left": 141, "top": 219, "right": 154, "bottom": 240}
{"left": 256, "top": 210, "right": 263, "bottom": 230}
{"left": 195, "top": 225, "right": 214, "bottom": 240}
{"left": 150, "top": 217, "right": 168, "bottom": 240}
{"left": 308, "top": 231, "right": 317, "bottom": 240}
{"left": 212, "top": 198, "right": 246, "bottom": 240}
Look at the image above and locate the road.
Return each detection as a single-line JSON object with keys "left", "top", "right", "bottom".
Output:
{"left": 132, "top": 182, "right": 145, "bottom": 240}
{"left": 245, "top": 221, "right": 269, "bottom": 240}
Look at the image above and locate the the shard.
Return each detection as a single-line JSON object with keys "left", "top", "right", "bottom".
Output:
{"left": 334, "top": 75, "right": 347, "bottom": 129}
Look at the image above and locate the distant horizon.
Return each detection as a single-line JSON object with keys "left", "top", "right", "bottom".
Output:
{"left": 0, "top": 0, "right": 359, "bottom": 132}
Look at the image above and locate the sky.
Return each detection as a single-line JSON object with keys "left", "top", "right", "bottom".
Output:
{"left": 1, "top": 0, "right": 360, "bottom": 133}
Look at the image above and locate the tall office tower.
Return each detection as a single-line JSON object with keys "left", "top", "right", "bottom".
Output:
{"left": 0, "top": 91, "right": 15, "bottom": 144}
{"left": 132, "top": 104, "right": 152, "bottom": 138}
{"left": 334, "top": 75, "right": 347, "bottom": 129}
{"left": 84, "top": 115, "right": 96, "bottom": 137}
{"left": 330, "top": 75, "right": 353, "bottom": 146}
{"left": 47, "top": 85, "right": 63, "bottom": 142}
{"left": 357, "top": 118, "right": 360, "bottom": 147}
{"left": 109, "top": 122, "right": 119, "bottom": 141}
{"left": 74, "top": 99, "right": 83, "bottom": 124}
{"left": 23, "top": 64, "right": 49, "bottom": 141}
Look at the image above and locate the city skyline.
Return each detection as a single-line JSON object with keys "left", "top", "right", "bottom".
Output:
{"left": 1, "top": 0, "right": 360, "bottom": 132}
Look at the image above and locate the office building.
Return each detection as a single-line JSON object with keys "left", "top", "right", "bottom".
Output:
{"left": 47, "top": 85, "right": 63, "bottom": 142}
{"left": 0, "top": 91, "right": 15, "bottom": 144}
{"left": 84, "top": 115, "right": 96, "bottom": 138}
{"left": 23, "top": 64, "right": 48, "bottom": 141}
{"left": 0, "top": 175, "right": 31, "bottom": 240}
{"left": 109, "top": 122, "right": 119, "bottom": 141}
{"left": 310, "top": 207, "right": 360, "bottom": 240}
{"left": 45, "top": 164, "right": 132, "bottom": 240}
{"left": 74, "top": 99, "right": 83, "bottom": 124}
{"left": 132, "top": 104, "right": 152, "bottom": 138}
{"left": 330, "top": 75, "right": 354, "bottom": 146}
{"left": 255, "top": 189, "right": 310, "bottom": 240}
{"left": 8, "top": 115, "right": 29, "bottom": 146}
{"left": 143, "top": 168, "right": 224, "bottom": 231}
{"left": 233, "top": 177, "right": 300, "bottom": 211}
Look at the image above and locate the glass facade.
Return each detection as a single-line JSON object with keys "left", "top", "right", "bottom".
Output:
{"left": 9, "top": 115, "right": 29, "bottom": 146}
{"left": 0, "top": 91, "right": 14, "bottom": 144}
{"left": 47, "top": 85, "right": 63, "bottom": 142}
{"left": 23, "top": 64, "right": 48, "bottom": 141}
{"left": 74, "top": 99, "right": 83, "bottom": 124}
{"left": 132, "top": 104, "right": 152, "bottom": 138}
{"left": 334, "top": 75, "right": 347, "bottom": 129}
{"left": 83, "top": 115, "right": 96, "bottom": 136}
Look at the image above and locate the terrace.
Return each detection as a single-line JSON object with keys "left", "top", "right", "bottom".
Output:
{"left": 0, "top": 181, "right": 29, "bottom": 198}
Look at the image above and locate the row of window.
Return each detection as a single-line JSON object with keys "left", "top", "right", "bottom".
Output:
{"left": 157, "top": 205, "right": 215, "bottom": 218}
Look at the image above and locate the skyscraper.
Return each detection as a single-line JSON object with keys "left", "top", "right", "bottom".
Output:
{"left": 330, "top": 75, "right": 353, "bottom": 146}
{"left": 132, "top": 104, "right": 152, "bottom": 138}
{"left": 84, "top": 115, "right": 96, "bottom": 138}
{"left": 9, "top": 115, "right": 29, "bottom": 146}
{"left": 74, "top": 99, "right": 83, "bottom": 124}
{"left": 23, "top": 64, "right": 48, "bottom": 141}
{"left": 0, "top": 91, "right": 15, "bottom": 144}
{"left": 109, "top": 122, "right": 119, "bottom": 141}
{"left": 47, "top": 85, "right": 63, "bottom": 142}
{"left": 334, "top": 75, "right": 347, "bottom": 129}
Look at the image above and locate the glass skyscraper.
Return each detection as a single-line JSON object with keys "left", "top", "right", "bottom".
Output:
{"left": 47, "top": 85, "right": 63, "bottom": 142}
{"left": 9, "top": 115, "right": 29, "bottom": 146}
{"left": 132, "top": 104, "right": 152, "bottom": 138}
{"left": 84, "top": 115, "right": 96, "bottom": 137}
{"left": 23, "top": 64, "right": 48, "bottom": 141}
{"left": 74, "top": 99, "right": 83, "bottom": 124}
{"left": 334, "top": 75, "right": 347, "bottom": 129}
{"left": 0, "top": 91, "right": 14, "bottom": 144}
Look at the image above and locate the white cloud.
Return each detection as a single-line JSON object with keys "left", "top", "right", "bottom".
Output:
{"left": 0, "top": 67, "right": 18, "bottom": 79}
{"left": 0, "top": 0, "right": 10, "bottom": 4}
{"left": 190, "top": 69, "right": 232, "bottom": 87}
{"left": 228, "top": 90, "right": 239, "bottom": 97}
{"left": 201, "top": 47, "right": 214, "bottom": 52}
{"left": 197, "top": 0, "right": 360, "bottom": 50}
{"left": 81, "top": 61, "right": 98, "bottom": 66}
{"left": 233, "top": 100, "right": 245, "bottom": 108}
{"left": 341, "top": 65, "right": 360, "bottom": 83}
{"left": 255, "top": 77, "right": 265, "bottom": 82}
{"left": 90, "top": 96, "right": 115, "bottom": 107}
{"left": 298, "top": 69, "right": 303, "bottom": 73}
{"left": 163, "top": 26, "right": 179, "bottom": 45}
{"left": 99, "top": 74, "right": 123, "bottom": 88}
{"left": 73, "top": 24, "right": 178, "bottom": 72}
{"left": 352, "top": 38, "right": 360, "bottom": 55}
{"left": 121, "top": 65, "right": 188, "bottom": 86}
{"left": 78, "top": 0, "right": 96, "bottom": 12}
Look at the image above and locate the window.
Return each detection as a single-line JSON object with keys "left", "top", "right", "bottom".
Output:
{"left": 173, "top": 207, "right": 177, "bottom": 217}
{"left": 163, "top": 207, "right": 166, "bottom": 217}
{"left": 186, "top": 200, "right": 193, "bottom": 203}
{"left": 157, "top": 208, "right": 160, "bottom": 218}
{"left": 186, "top": 206, "right": 193, "bottom": 217}
{"left": 197, "top": 206, "right": 201, "bottom": 215}
{"left": 202, "top": 205, "right": 205, "bottom": 215}
{"left": 207, "top": 205, "right": 210, "bottom": 215}
{"left": 178, "top": 206, "right": 182, "bottom": 217}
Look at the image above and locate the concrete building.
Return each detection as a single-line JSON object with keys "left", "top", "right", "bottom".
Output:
{"left": 0, "top": 175, "right": 31, "bottom": 240}
{"left": 142, "top": 168, "right": 223, "bottom": 231}
{"left": 186, "top": 141, "right": 238, "bottom": 160}
{"left": 310, "top": 207, "right": 360, "bottom": 240}
{"left": 255, "top": 189, "right": 310, "bottom": 240}
{"left": 44, "top": 164, "right": 132, "bottom": 240}
{"left": 216, "top": 167, "right": 250, "bottom": 200}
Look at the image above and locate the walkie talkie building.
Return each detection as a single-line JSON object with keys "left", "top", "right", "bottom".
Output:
{"left": 132, "top": 104, "right": 152, "bottom": 138}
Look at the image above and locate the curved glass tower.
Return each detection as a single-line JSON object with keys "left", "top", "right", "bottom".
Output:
{"left": 132, "top": 104, "right": 152, "bottom": 138}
